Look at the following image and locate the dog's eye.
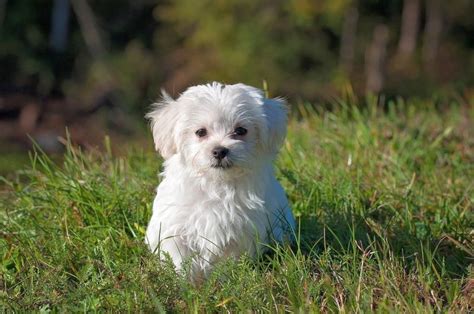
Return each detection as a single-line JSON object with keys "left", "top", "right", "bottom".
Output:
{"left": 195, "top": 128, "right": 207, "bottom": 138}
{"left": 234, "top": 127, "right": 247, "bottom": 136}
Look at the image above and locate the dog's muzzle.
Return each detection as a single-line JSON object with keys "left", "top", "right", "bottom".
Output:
{"left": 211, "top": 146, "right": 233, "bottom": 169}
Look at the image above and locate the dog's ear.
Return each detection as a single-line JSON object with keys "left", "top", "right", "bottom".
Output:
{"left": 146, "top": 91, "right": 180, "bottom": 159}
{"left": 233, "top": 84, "right": 288, "bottom": 155}
{"left": 261, "top": 97, "right": 288, "bottom": 154}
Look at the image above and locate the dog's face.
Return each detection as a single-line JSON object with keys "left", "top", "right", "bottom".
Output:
{"left": 147, "top": 83, "right": 287, "bottom": 178}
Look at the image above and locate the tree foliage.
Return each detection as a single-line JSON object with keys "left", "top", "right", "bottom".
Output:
{"left": 0, "top": 0, "right": 473, "bottom": 108}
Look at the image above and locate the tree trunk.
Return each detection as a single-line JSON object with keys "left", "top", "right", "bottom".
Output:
{"left": 70, "top": 0, "right": 106, "bottom": 58}
{"left": 422, "top": 0, "right": 442, "bottom": 74}
{"left": 70, "top": 0, "right": 124, "bottom": 109}
{"left": 365, "top": 24, "right": 389, "bottom": 94}
{"left": 49, "top": 0, "right": 71, "bottom": 52}
{"left": 396, "top": 0, "right": 420, "bottom": 59}
{"left": 339, "top": 5, "right": 359, "bottom": 74}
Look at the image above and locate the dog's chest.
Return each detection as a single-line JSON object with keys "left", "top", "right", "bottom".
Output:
{"left": 182, "top": 190, "right": 268, "bottom": 254}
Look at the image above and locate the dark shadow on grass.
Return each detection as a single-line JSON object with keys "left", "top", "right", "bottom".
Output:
{"left": 294, "top": 210, "right": 471, "bottom": 278}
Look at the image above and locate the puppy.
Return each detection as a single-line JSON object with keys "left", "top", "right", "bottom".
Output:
{"left": 145, "top": 82, "right": 295, "bottom": 280}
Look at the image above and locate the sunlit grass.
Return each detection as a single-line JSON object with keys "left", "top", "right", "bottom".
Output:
{"left": 1, "top": 99, "right": 473, "bottom": 311}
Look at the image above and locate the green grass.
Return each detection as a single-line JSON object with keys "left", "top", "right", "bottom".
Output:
{"left": 1, "top": 99, "right": 473, "bottom": 312}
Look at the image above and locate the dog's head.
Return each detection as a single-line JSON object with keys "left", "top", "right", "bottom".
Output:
{"left": 146, "top": 82, "right": 287, "bottom": 177}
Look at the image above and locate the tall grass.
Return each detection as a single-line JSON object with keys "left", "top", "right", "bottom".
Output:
{"left": 1, "top": 99, "right": 473, "bottom": 311}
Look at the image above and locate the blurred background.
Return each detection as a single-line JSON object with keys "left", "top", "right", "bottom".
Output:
{"left": 0, "top": 0, "right": 473, "bottom": 171}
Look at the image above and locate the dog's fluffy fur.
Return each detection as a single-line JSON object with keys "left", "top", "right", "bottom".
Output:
{"left": 145, "top": 82, "right": 295, "bottom": 280}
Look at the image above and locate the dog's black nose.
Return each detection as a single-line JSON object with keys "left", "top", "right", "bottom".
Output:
{"left": 212, "top": 146, "right": 229, "bottom": 160}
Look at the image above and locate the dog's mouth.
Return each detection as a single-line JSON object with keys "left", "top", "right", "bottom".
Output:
{"left": 210, "top": 160, "right": 233, "bottom": 169}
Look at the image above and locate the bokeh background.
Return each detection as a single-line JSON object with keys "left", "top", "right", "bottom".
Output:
{"left": 0, "top": 0, "right": 473, "bottom": 172}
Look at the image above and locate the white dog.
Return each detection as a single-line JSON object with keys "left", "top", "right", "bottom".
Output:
{"left": 145, "top": 82, "right": 295, "bottom": 280}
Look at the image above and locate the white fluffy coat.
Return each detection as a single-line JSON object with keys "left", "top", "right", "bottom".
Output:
{"left": 145, "top": 82, "right": 295, "bottom": 279}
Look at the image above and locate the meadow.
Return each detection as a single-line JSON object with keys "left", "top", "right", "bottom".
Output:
{"left": 1, "top": 99, "right": 473, "bottom": 312}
